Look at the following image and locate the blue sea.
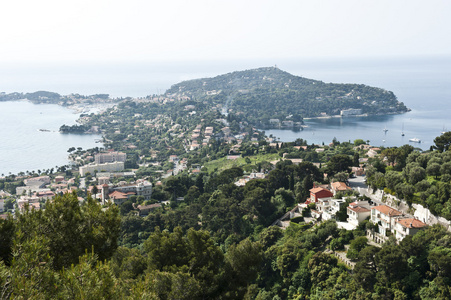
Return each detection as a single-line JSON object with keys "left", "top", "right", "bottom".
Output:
{"left": 1, "top": 56, "right": 450, "bottom": 175}
{"left": 0, "top": 101, "right": 102, "bottom": 176}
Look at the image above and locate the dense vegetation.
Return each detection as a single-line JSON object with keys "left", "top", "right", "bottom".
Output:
{"left": 2, "top": 128, "right": 451, "bottom": 298}
{"left": 165, "top": 67, "right": 409, "bottom": 127}
{"left": 365, "top": 141, "right": 451, "bottom": 219}
{"left": 0, "top": 90, "right": 116, "bottom": 105}
{"left": 2, "top": 191, "right": 451, "bottom": 299}
{"left": 3, "top": 69, "right": 451, "bottom": 299}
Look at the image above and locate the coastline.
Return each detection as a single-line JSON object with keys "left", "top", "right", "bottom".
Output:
{"left": 303, "top": 110, "right": 409, "bottom": 121}
{"left": 0, "top": 100, "right": 103, "bottom": 175}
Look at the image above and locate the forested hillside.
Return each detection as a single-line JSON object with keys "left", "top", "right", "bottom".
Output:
{"left": 165, "top": 67, "right": 409, "bottom": 126}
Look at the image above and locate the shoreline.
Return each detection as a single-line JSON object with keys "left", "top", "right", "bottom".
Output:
{"left": 0, "top": 100, "right": 103, "bottom": 176}
{"left": 303, "top": 110, "right": 409, "bottom": 120}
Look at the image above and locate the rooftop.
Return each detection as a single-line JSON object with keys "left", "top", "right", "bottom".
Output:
{"left": 372, "top": 205, "right": 402, "bottom": 217}
{"left": 348, "top": 206, "right": 370, "bottom": 213}
{"left": 396, "top": 218, "right": 427, "bottom": 229}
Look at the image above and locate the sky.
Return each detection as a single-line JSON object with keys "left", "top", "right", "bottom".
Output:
{"left": 1, "top": 0, "right": 451, "bottom": 64}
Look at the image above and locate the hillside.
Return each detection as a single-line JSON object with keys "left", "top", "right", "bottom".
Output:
{"left": 165, "top": 67, "right": 409, "bottom": 127}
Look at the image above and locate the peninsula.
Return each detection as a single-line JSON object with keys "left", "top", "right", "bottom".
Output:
{"left": 1, "top": 67, "right": 409, "bottom": 132}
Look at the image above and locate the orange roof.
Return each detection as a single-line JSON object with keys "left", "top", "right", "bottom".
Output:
{"left": 372, "top": 205, "right": 402, "bottom": 217}
{"left": 108, "top": 190, "right": 129, "bottom": 200}
{"left": 310, "top": 187, "right": 328, "bottom": 194}
{"left": 331, "top": 181, "right": 351, "bottom": 191}
{"left": 348, "top": 206, "right": 370, "bottom": 213}
{"left": 396, "top": 218, "right": 427, "bottom": 229}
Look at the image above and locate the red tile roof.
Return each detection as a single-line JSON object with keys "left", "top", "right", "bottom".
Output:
{"left": 108, "top": 190, "right": 129, "bottom": 200}
{"left": 331, "top": 181, "right": 352, "bottom": 191}
{"left": 348, "top": 206, "right": 370, "bottom": 213}
{"left": 372, "top": 205, "right": 402, "bottom": 217}
{"left": 396, "top": 218, "right": 427, "bottom": 229}
{"left": 310, "top": 187, "right": 327, "bottom": 194}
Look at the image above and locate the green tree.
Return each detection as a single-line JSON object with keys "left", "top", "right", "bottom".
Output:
{"left": 15, "top": 192, "right": 120, "bottom": 270}
{"left": 427, "top": 163, "right": 442, "bottom": 179}
{"left": 346, "top": 236, "right": 368, "bottom": 260}
{"left": 326, "top": 154, "right": 353, "bottom": 177}
{"left": 434, "top": 131, "right": 451, "bottom": 152}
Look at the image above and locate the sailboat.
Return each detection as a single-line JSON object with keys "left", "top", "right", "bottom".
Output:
{"left": 441, "top": 126, "right": 447, "bottom": 135}
{"left": 383, "top": 126, "right": 388, "bottom": 133}
{"left": 401, "top": 123, "right": 405, "bottom": 136}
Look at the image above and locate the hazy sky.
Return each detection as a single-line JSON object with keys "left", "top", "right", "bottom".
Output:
{"left": 1, "top": 0, "right": 450, "bottom": 63}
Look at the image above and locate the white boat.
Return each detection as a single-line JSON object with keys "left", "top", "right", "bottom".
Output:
{"left": 409, "top": 137, "right": 421, "bottom": 143}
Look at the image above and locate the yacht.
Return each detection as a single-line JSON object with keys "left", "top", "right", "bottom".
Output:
{"left": 409, "top": 137, "right": 421, "bottom": 143}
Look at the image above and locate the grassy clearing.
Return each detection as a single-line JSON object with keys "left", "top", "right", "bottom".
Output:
{"left": 204, "top": 153, "right": 281, "bottom": 173}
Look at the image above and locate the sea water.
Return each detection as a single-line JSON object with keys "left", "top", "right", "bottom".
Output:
{"left": 0, "top": 101, "right": 101, "bottom": 176}
{"left": 0, "top": 56, "right": 450, "bottom": 174}
{"left": 266, "top": 56, "right": 451, "bottom": 150}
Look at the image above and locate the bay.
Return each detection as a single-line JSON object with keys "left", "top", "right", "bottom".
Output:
{"left": 1, "top": 56, "right": 450, "bottom": 176}
{"left": 265, "top": 56, "right": 451, "bottom": 150}
{"left": 0, "top": 101, "right": 101, "bottom": 176}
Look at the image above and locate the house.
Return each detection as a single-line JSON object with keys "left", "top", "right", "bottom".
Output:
{"left": 24, "top": 176, "right": 51, "bottom": 186}
{"left": 370, "top": 205, "right": 403, "bottom": 240}
{"left": 17, "top": 196, "right": 41, "bottom": 213}
{"left": 316, "top": 197, "right": 333, "bottom": 213}
{"left": 367, "top": 149, "right": 378, "bottom": 158}
{"left": 282, "top": 120, "right": 294, "bottom": 127}
{"left": 98, "top": 176, "right": 110, "bottom": 185}
{"left": 331, "top": 182, "right": 352, "bottom": 195}
{"left": 351, "top": 167, "right": 365, "bottom": 176}
{"left": 321, "top": 198, "right": 348, "bottom": 221}
{"left": 307, "top": 187, "right": 333, "bottom": 204}
{"left": 287, "top": 158, "right": 303, "bottom": 165}
{"left": 107, "top": 190, "right": 130, "bottom": 205}
{"left": 17, "top": 175, "right": 51, "bottom": 195}
{"left": 35, "top": 190, "right": 55, "bottom": 201}
{"left": 137, "top": 203, "right": 162, "bottom": 216}
{"left": 347, "top": 201, "right": 371, "bottom": 229}
{"left": 101, "top": 180, "right": 153, "bottom": 204}
{"left": 394, "top": 218, "right": 427, "bottom": 241}
{"left": 55, "top": 176, "right": 65, "bottom": 183}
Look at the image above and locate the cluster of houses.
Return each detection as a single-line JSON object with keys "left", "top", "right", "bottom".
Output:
{"left": 298, "top": 182, "right": 427, "bottom": 243}
{"left": 188, "top": 124, "right": 224, "bottom": 151}
{"left": 268, "top": 118, "right": 303, "bottom": 129}
{"left": 87, "top": 179, "right": 153, "bottom": 205}
{"left": 13, "top": 175, "right": 80, "bottom": 213}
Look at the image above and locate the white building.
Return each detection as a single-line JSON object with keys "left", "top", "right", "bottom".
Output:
{"left": 371, "top": 205, "right": 403, "bottom": 237}
{"left": 347, "top": 201, "right": 371, "bottom": 229}
{"left": 394, "top": 218, "right": 427, "bottom": 241}
{"left": 340, "top": 108, "right": 362, "bottom": 117}
{"left": 94, "top": 151, "right": 126, "bottom": 164}
{"left": 79, "top": 162, "right": 125, "bottom": 177}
